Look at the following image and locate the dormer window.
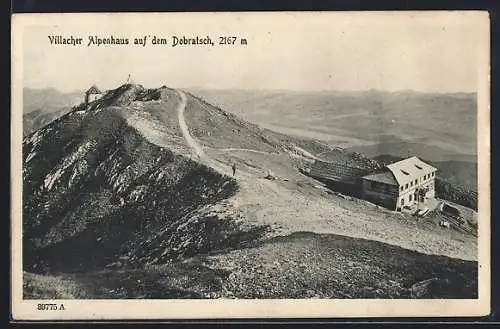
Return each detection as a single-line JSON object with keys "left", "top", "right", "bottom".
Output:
{"left": 401, "top": 170, "right": 409, "bottom": 175}
{"left": 415, "top": 164, "right": 423, "bottom": 170}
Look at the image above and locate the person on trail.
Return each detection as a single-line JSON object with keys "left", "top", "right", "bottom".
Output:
{"left": 232, "top": 162, "right": 236, "bottom": 177}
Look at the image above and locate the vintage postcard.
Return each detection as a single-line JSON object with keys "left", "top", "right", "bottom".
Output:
{"left": 11, "top": 11, "right": 490, "bottom": 320}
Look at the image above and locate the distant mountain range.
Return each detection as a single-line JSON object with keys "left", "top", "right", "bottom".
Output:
{"left": 23, "top": 87, "right": 83, "bottom": 114}
{"left": 346, "top": 137, "right": 477, "bottom": 163}
{"left": 190, "top": 88, "right": 477, "bottom": 158}
{"left": 191, "top": 88, "right": 478, "bottom": 194}
{"left": 23, "top": 88, "right": 83, "bottom": 136}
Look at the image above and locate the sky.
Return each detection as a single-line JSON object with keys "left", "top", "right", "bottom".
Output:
{"left": 15, "top": 12, "right": 489, "bottom": 93}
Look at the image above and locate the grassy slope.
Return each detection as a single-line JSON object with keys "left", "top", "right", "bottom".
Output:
{"left": 183, "top": 91, "right": 335, "bottom": 156}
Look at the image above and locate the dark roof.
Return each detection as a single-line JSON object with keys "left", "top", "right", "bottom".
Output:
{"left": 442, "top": 203, "right": 460, "bottom": 217}
{"left": 310, "top": 160, "right": 372, "bottom": 184}
{"left": 361, "top": 171, "right": 398, "bottom": 185}
{"left": 86, "top": 85, "right": 102, "bottom": 94}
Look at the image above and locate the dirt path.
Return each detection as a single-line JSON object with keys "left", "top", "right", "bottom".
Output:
{"left": 177, "top": 90, "right": 236, "bottom": 176}
{"left": 128, "top": 89, "right": 477, "bottom": 261}
{"left": 177, "top": 91, "right": 206, "bottom": 161}
{"left": 203, "top": 146, "right": 274, "bottom": 155}
{"left": 292, "top": 145, "right": 321, "bottom": 161}
{"left": 176, "top": 90, "right": 271, "bottom": 182}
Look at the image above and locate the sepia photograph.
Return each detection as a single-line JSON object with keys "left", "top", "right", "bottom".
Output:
{"left": 11, "top": 11, "right": 490, "bottom": 319}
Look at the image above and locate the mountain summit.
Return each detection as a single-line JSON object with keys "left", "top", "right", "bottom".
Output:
{"left": 23, "top": 83, "right": 261, "bottom": 273}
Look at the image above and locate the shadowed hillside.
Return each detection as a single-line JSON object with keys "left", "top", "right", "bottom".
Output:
{"left": 24, "top": 232, "right": 477, "bottom": 299}
{"left": 23, "top": 84, "right": 266, "bottom": 274}
{"left": 22, "top": 84, "right": 478, "bottom": 299}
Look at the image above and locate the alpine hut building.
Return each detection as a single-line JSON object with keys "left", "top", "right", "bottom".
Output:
{"left": 84, "top": 85, "right": 103, "bottom": 105}
{"left": 360, "top": 156, "right": 437, "bottom": 211}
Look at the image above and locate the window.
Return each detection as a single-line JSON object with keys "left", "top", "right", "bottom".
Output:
{"left": 401, "top": 198, "right": 405, "bottom": 205}
{"left": 409, "top": 194, "right": 412, "bottom": 201}
{"left": 405, "top": 183, "right": 408, "bottom": 189}
{"left": 414, "top": 179, "right": 418, "bottom": 185}
{"left": 400, "top": 186, "right": 404, "bottom": 192}
{"left": 411, "top": 181, "right": 413, "bottom": 187}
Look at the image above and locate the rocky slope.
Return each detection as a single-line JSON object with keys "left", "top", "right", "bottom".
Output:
{"left": 23, "top": 84, "right": 266, "bottom": 274}
{"left": 24, "top": 231, "right": 477, "bottom": 299}
{"left": 205, "top": 232, "right": 477, "bottom": 299}
{"left": 22, "top": 83, "right": 478, "bottom": 299}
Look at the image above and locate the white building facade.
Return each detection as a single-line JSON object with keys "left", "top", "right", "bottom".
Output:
{"left": 361, "top": 156, "right": 437, "bottom": 211}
